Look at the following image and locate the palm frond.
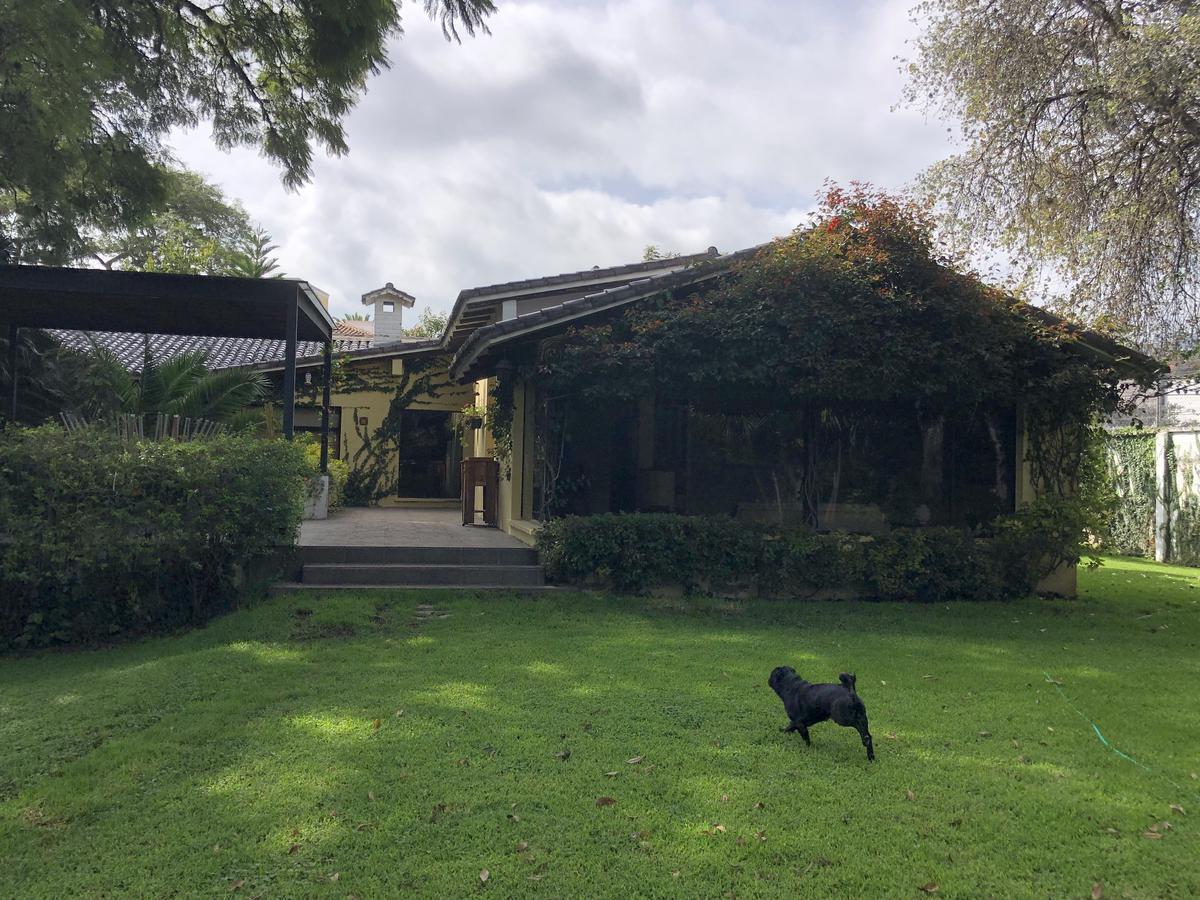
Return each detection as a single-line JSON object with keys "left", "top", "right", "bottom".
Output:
{"left": 82, "top": 340, "right": 140, "bottom": 415}
{"left": 150, "top": 350, "right": 210, "bottom": 415}
{"left": 174, "top": 367, "right": 269, "bottom": 421}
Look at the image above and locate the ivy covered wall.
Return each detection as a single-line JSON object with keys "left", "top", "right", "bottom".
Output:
{"left": 1105, "top": 428, "right": 1200, "bottom": 566}
{"left": 1105, "top": 430, "right": 1156, "bottom": 557}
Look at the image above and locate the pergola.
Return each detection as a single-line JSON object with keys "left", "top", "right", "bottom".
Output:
{"left": 0, "top": 265, "right": 336, "bottom": 471}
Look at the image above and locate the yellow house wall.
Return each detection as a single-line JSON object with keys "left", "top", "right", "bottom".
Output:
{"left": 306, "top": 357, "right": 472, "bottom": 501}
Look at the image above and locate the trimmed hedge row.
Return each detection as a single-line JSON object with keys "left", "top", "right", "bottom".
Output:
{"left": 0, "top": 426, "right": 309, "bottom": 648}
{"left": 537, "top": 505, "right": 1079, "bottom": 601}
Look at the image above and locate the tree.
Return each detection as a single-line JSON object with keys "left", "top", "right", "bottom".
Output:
{"left": 341, "top": 312, "right": 372, "bottom": 322}
{"left": 85, "top": 167, "right": 256, "bottom": 274}
{"left": 906, "top": 1, "right": 1200, "bottom": 350}
{"left": 404, "top": 306, "right": 449, "bottom": 338}
{"left": 82, "top": 340, "right": 269, "bottom": 426}
{"left": 0, "top": 0, "right": 495, "bottom": 263}
{"left": 231, "top": 228, "right": 283, "bottom": 278}
{"left": 642, "top": 245, "right": 680, "bottom": 262}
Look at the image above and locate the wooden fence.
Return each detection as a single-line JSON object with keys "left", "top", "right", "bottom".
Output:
{"left": 58, "top": 412, "right": 225, "bottom": 442}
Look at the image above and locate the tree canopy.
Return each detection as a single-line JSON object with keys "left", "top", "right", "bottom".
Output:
{"left": 0, "top": 0, "right": 495, "bottom": 262}
{"left": 83, "top": 167, "right": 260, "bottom": 276}
{"left": 906, "top": 0, "right": 1200, "bottom": 351}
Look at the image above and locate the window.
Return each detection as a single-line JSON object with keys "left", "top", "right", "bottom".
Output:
{"left": 382, "top": 301, "right": 395, "bottom": 313}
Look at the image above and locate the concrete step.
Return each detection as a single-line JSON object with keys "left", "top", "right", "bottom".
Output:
{"left": 272, "top": 582, "right": 561, "bottom": 594}
{"left": 298, "top": 545, "right": 538, "bottom": 566}
{"left": 301, "top": 563, "right": 545, "bottom": 587}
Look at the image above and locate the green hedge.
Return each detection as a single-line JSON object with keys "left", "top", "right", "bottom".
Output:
{"left": 0, "top": 426, "right": 309, "bottom": 648}
{"left": 537, "top": 504, "right": 1081, "bottom": 602}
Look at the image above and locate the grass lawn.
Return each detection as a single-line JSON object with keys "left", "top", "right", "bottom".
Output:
{"left": 2, "top": 558, "right": 1198, "bottom": 898}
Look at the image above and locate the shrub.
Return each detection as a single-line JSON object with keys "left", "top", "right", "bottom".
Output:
{"left": 300, "top": 436, "right": 349, "bottom": 509}
{"left": 861, "top": 527, "right": 999, "bottom": 603}
{"left": 537, "top": 513, "right": 760, "bottom": 594}
{"left": 760, "top": 529, "right": 866, "bottom": 594}
{"left": 0, "top": 425, "right": 308, "bottom": 648}
{"left": 537, "top": 510, "right": 1088, "bottom": 601}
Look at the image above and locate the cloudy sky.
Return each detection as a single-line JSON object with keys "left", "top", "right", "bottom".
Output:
{"left": 172, "top": 0, "right": 953, "bottom": 320}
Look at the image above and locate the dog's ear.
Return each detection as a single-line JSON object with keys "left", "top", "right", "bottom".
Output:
{"left": 838, "top": 672, "right": 857, "bottom": 693}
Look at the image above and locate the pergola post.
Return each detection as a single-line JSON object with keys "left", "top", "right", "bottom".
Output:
{"left": 320, "top": 340, "right": 332, "bottom": 473}
{"left": 282, "top": 296, "right": 298, "bottom": 439}
{"left": 6, "top": 323, "right": 17, "bottom": 422}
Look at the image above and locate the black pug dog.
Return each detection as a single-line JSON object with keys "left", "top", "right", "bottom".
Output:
{"left": 768, "top": 666, "right": 875, "bottom": 761}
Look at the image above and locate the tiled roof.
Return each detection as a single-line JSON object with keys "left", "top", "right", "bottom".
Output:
{"left": 50, "top": 330, "right": 372, "bottom": 373}
{"left": 449, "top": 246, "right": 764, "bottom": 380}
{"left": 333, "top": 318, "right": 374, "bottom": 338}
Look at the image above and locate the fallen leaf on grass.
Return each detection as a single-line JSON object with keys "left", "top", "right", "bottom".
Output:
{"left": 371, "top": 718, "right": 381, "bottom": 731}
{"left": 553, "top": 749, "right": 571, "bottom": 761}
{"left": 329, "top": 873, "right": 339, "bottom": 883}
{"left": 627, "top": 755, "right": 644, "bottom": 765}
{"left": 368, "top": 790, "right": 376, "bottom": 802}
{"left": 604, "top": 771, "right": 619, "bottom": 777}
{"left": 906, "top": 790, "right": 916, "bottom": 802}
{"left": 978, "top": 731, "right": 992, "bottom": 738}
{"left": 922, "top": 674, "right": 936, "bottom": 680}
{"left": 394, "top": 709, "right": 405, "bottom": 717}
{"left": 479, "top": 869, "right": 489, "bottom": 883}
{"left": 720, "top": 793, "right": 729, "bottom": 803}
{"left": 1091, "top": 883, "right": 1103, "bottom": 899}
{"left": 287, "top": 843, "right": 299, "bottom": 855}
{"left": 229, "top": 880, "right": 244, "bottom": 892}
{"left": 507, "top": 813, "right": 521, "bottom": 822}
{"left": 919, "top": 883, "right": 938, "bottom": 893}
{"left": 595, "top": 797, "right": 617, "bottom": 807}
{"left": 1170, "top": 803, "right": 1185, "bottom": 815}
{"left": 1143, "top": 831, "right": 1164, "bottom": 840}
{"left": 755, "top": 831, "right": 767, "bottom": 842}
{"left": 752, "top": 801, "right": 765, "bottom": 810}
{"left": 884, "top": 731, "right": 899, "bottom": 740}
{"left": 516, "top": 841, "right": 529, "bottom": 852}
{"left": 711, "top": 823, "right": 726, "bottom": 833}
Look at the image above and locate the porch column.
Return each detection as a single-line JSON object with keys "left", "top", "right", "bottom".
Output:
{"left": 282, "top": 297, "right": 298, "bottom": 440}
{"left": 320, "top": 339, "right": 332, "bottom": 473}
{"left": 6, "top": 324, "right": 16, "bottom": 422}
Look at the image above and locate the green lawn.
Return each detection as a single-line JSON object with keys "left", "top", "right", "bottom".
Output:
{"left": 2, "top": 558, "right": 1198, "bottom": 898}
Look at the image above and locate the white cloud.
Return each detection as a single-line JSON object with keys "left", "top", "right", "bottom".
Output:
{"left": 170, "top": 0, "right": 951, "bottom": 319}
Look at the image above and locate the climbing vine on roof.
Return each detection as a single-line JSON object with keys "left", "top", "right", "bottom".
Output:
{"left": 526, "top": 185, "right": 1160, "bottom": 500}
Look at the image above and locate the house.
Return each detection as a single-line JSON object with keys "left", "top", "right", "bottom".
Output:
{"left": 51, "top": 239, "right": 1157, "bottom": 601}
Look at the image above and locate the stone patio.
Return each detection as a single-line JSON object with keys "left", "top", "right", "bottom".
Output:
{"left": 298, "top": 507, "right": 528, "bottom": 549}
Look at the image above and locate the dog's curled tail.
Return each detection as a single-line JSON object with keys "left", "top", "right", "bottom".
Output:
{"left": 839, "top": 672, "right": 857, "bottom": 694}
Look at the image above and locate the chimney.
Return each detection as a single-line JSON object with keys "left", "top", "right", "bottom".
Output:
{"left": 360, "top": 282, "right": 416, "bottom": 344}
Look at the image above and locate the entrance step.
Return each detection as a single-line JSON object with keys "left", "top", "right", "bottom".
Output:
{"left": 298, "top": 546, "right": 538, "bottom": 566}
{"left": 379, "top": 497, "right": 460, "bottom": 510}
{"left": 302, "top": 563, "right": 544, "bottom": 587}
{"left": 296, "top": 545, "right": 543, "bottom": 588}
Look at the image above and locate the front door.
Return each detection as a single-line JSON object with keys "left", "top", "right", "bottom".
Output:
{"left": 397, "top": 410, "right": 457, "bottom": 498}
